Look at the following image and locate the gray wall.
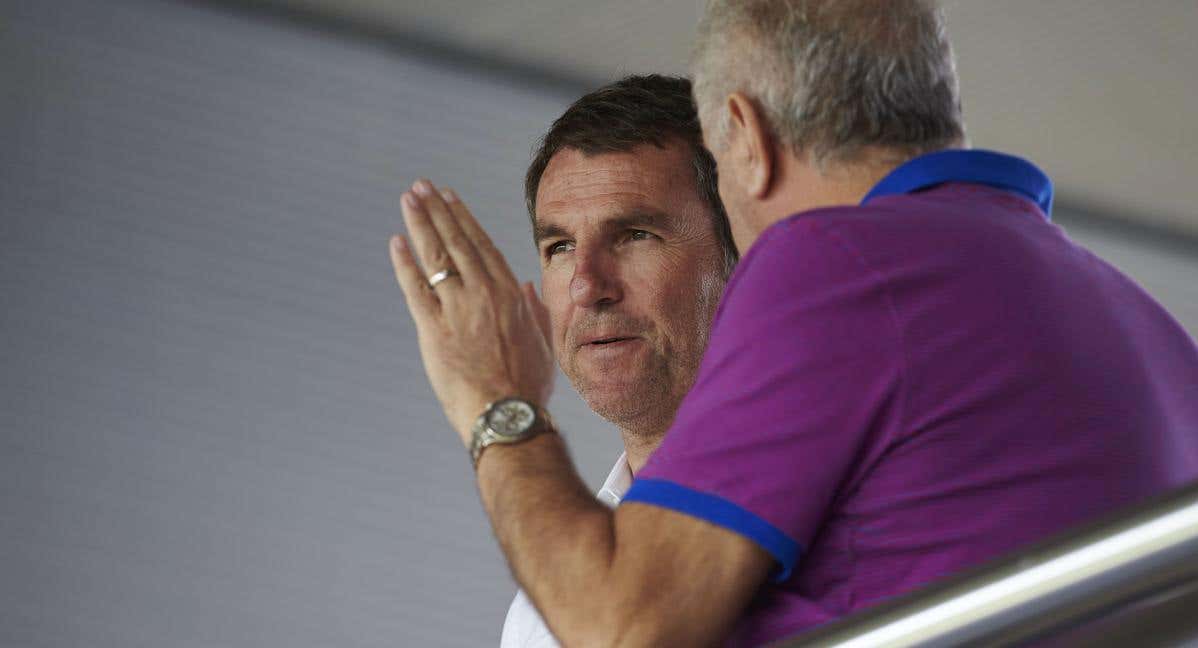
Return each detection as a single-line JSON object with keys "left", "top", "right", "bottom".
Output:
{"left": 1, "top": 1, "right": 1195, "bottom": 646}
{"left": 1, "top": 1, "right": 621, "bottom": 646}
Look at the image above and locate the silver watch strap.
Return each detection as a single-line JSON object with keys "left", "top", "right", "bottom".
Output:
{"left": 469, "top": 419, "right": 493, "bottom": 467}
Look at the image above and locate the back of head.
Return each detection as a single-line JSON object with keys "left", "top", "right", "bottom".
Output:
{"left": 693, "top": 0, "right": 965, "bottom": 165}
{"left": 525, "top": 74, "right": 738, "bottom": 274}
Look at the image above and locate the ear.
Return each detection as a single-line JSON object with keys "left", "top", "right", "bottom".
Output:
{"left": 725, "top": 92, "right": 775, "bottom": 200}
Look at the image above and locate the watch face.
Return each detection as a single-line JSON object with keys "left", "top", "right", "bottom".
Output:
{"left": 487, "top": 399, "right": 536, "bottom": 437}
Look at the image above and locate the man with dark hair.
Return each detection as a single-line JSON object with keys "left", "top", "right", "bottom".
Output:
{"left": 501, "top": 74, "right": 736, "bottom": 646}
{"left": 388, "top": 1, "right": 1198, "bottom": 645}
{"left": 524, "top": 74, "right": 737, "bottom": 277}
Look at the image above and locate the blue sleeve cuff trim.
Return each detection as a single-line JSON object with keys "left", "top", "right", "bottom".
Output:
{"left": 622, "top": 478, "right": 802, "bottom": 583}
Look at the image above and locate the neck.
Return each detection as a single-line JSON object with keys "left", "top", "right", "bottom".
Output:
{"left": 618, "top": 424, "right": 668, "bottom": 475}
{"left": 741, "top": 146, "right": 913, "bottom": 251}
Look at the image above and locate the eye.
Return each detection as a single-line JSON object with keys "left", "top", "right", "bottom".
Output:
{"left": 627, "top": 229, "right": 655, "bottom": 242}
{"left": 544, "top": 240, "right": 574, "bottom": 258}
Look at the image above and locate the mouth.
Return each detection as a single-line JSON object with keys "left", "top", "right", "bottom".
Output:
{"left": 591, "top": 336, "right": 632, "bottom": 345}
{"left": 579, "top": 335, "right": 639, "bottom": 348}
{"left": 574, "top": 334, "right": 647, "bottom": 369}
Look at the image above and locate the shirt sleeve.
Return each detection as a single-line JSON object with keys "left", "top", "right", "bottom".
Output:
{"left": 623, "top": 216, "right": 905, "bottom": 582}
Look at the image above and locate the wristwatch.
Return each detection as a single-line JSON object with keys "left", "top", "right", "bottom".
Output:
{"left": 469, "top": 398, "right": 555, "bottom": 468}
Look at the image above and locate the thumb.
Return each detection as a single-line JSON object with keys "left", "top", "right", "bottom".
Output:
{"left": 522, "top": 281, "right": 553, "bottom": 351}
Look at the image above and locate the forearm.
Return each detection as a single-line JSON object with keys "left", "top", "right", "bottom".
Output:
{"left": 476, "top": 432, "right": 621, "bottom": 643}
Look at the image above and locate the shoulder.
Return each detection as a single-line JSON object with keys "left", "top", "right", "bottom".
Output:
{"left": 715, "top": 206, "right": 896, "bottom": 326}
{"left": 738, "top": 205, "right": 889, "bottom": 278}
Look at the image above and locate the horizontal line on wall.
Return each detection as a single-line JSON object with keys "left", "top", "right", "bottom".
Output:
{"left": 187, "top": 0, "right": 597, "bottom": 95}
{"left": 1055, "top": 195, "right": 1198, "bottom": 259}
{"left": 193, "top": 0, "right": 1198, "bottom": 260}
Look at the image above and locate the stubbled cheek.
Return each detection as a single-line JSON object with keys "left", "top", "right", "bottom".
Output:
{"left": 548, "top": 317, "right": 568, "bottom": 353}
{"left": 537, "top": 284, "right": 569, "bottom": 348}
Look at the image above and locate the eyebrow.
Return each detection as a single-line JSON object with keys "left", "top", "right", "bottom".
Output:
{"left": 533, "top": 221, "right": 569, "bottom": 245}
{"left": 533, "top": 209, "right": 672, "bottom": 245}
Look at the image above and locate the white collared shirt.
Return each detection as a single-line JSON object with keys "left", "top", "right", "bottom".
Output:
{"left": 499, "top": 453, "right": 632, "bottom": 647}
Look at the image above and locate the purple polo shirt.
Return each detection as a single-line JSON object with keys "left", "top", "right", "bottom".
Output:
{"left": 622, "top": 150, "right": 1198, "bottom": 646}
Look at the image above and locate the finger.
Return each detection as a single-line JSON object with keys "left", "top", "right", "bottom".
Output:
{"left": 523, "top": 281, "right": 553, "bottom": 352}
{"left": 389, "top": 234, "right": 440, "bottom": 326}
{"left": 401, "top": 192, "right": 457, "bottom": 289}
{"left": 412, "top": 179, "right": 487, "bottom": 284}
{"left": 441, "top": 187, "right": 519, "bottom": 285}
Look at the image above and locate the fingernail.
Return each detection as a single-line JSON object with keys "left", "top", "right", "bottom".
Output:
{"left": 401, "top": 192, "right": 418, "bottom": 209}
{"left": 391, "top": 235, "right": 402, "bottom": 251}
{"left": 412, "top": 179, "right": 433, "bottom": 196}
{"left": 441, "top": 188, "right": 458, "bottom": 203}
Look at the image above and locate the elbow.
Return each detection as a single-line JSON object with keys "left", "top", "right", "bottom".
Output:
{"left": 555, "top": 601, "right": 709, "bottom": 648}
{"left": 553, "top": 617, "right": 654, "bottom": 648}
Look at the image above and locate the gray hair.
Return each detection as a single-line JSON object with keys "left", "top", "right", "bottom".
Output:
{"left": 692, "top": 0, "right": 966, "bottom": 165}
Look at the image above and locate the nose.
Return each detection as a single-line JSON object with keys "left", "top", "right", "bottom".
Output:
{"left": 570, "top": 247, "right": 622, "bottom": 308}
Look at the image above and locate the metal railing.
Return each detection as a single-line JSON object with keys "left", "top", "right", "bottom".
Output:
{"left": 776, "top": 480, "right": 1198, "bottom": 647}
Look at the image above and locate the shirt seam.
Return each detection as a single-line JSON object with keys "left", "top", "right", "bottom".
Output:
{"left": 808, "top": 221, "right": 911, "bottom": 439}
{"left": 789, "top": 219, "right": 913, "bottom": 608}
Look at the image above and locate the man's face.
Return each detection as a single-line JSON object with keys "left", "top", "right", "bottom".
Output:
{"left": 534, "top": 142, "right": 727, "bottom": 429}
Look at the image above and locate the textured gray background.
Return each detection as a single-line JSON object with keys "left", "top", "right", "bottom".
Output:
{"left": 1, "top": 0, "right": 1196, "bottom": 646}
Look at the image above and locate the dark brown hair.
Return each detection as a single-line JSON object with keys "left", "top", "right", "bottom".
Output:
{"left": 525, "top": 75, "right": 737, "bottom": 273}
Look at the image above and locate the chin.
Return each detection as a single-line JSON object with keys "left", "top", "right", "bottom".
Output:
{"left": 577, "top": 378, "right": 669, "bottom": 427}
{"left": 586, "top": 397, "right": 655, "bottom": 428}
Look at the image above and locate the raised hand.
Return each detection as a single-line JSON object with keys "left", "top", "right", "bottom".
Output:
{"left": 388, "top": 179, "right": 555, "bottom": 446}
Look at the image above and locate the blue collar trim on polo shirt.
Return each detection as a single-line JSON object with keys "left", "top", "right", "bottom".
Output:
{"left": 862, "top": 149, "right": 1054, "bottom": 220}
